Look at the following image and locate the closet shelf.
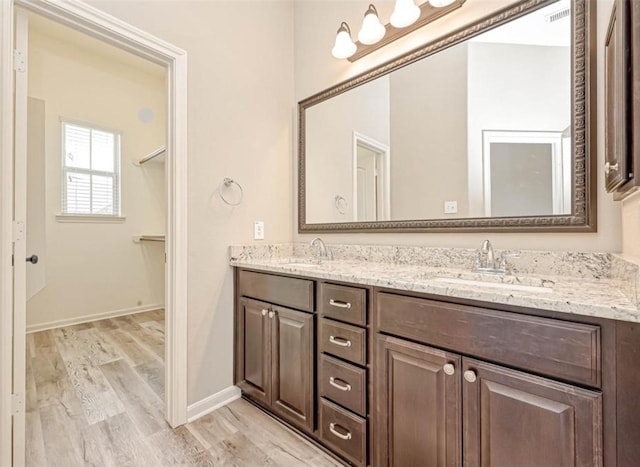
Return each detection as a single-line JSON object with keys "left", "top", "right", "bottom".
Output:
{"left": 134, "top": 146, "right": 166, "bottom": 166}
{"left": 133, "top": 235, "right": 165, "bottom": 243}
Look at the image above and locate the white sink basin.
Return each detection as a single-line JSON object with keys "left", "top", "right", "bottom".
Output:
{"left": 434, "top": 277, "right": 553, "bottom": 294}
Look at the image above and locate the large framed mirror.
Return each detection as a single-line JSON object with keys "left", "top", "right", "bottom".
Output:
{"left": 299, "top": 0, "right": 596, "bottom": 233}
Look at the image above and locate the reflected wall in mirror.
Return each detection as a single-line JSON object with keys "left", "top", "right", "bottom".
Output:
{"left": 300, "top": 0, "right": 596, "bottom": 232}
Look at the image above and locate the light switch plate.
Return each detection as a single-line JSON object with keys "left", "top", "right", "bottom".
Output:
{"left": 444, "top": 201, "right": 458, "bottom": 214}
{"left": 254, "top": 221, "right": 265, "bottom": 240}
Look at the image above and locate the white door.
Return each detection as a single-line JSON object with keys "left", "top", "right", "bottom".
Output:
{"left": 356, "top": 146, "right": 377, "bottom": 222}
{"left": 12, "top": 10, "right": 28, "bottom": 467}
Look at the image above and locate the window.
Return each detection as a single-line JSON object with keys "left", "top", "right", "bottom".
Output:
{"left": 62, "top": 121, "right": 121, "bottom": 217}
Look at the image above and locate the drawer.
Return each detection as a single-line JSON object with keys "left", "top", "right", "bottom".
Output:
{"left": 238, "top": 270, "right": 314, "bottom": 312}
{"left": 319, "top": 283, "right": 367, "bottom": 326}
{"left": 319, "top": 354, "right": 367, "bottom": 416}
{"left": 377, "top": 292, "right": 601, "bottom": 387}
{"left": 320, "top": 319, "right": 367, "bottom": 366}
{"left": 319, "top": 398, "right": 367, "bottom": 466}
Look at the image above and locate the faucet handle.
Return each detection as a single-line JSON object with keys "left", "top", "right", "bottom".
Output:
{"left": 498, "top": 252, "right": 520, "bottom": 272}
{"left": 500, "top": 252, "right": 520, "bottom": 259}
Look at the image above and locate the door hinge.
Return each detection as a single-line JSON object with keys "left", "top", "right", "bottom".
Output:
{"left": 11, "top": 393, "right": 23, "bottom": 416}
{"left": 13, "top": 221, "right": 25, "bottom": 242}
{"left": 13, "top": 50, "right": 26, "bottom": 72}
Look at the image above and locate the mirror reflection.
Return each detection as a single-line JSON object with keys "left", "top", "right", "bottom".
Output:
{"left": 305, "top": 0, "right": 572, "bottom": 224}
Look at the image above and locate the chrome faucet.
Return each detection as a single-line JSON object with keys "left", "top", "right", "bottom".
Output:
{"left": 480, "top": 240, "right": 495, "bottom": 267}
{"left": 310, "top": 237, "right": 333, "bottom": 261}
{"left": 474, "top": 240, "right": 518, "bottom": 275}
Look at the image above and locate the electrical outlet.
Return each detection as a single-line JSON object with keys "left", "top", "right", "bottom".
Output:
{"left": 254, "top": 221, "right": 265, "bottom": 240}
{"left": 444, "top": 201, "right": 458, "bottom": 214}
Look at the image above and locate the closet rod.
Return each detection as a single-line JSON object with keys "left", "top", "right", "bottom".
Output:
{"left": 133, "top": 235, "right": 166, "bottom": 243}
{"left": 135, "top": 146, "right": 166, "bottom": 166}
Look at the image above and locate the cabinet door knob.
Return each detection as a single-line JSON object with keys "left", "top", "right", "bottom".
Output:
{"left": 329, "top": 336, "right": 352, "bottom": 347}
{"left": 605, "top": 162, "right": 619, "bottom": 174}
{"left": 329, "top": 423, "right": 352, "bottom": 440}
{"left": 268, "top": 311, "right": 275, "bottom": 319}
{"left": 443, "top": 363, "right": 455, "bottom": 376}
{"left": 261, "top": 309, "right": 268, "bottom": 316}
{"left": 464, "top": 370, "right": 477, "bottom": 383}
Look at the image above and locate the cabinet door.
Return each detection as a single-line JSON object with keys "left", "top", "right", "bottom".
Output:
{"left": 605, "top": 0, "right": 631, "bottom": 192}
{"left": 463, "top": 358, "right": 602, "bottom": 467}
{"left": 375, "top": 335, "right": 462, "bottom": 467}
{"left": 271, "top": 306, "right": 315, "bottom": 431}
{"left": 237, "top": 297, "right": 272, "bottom": 406}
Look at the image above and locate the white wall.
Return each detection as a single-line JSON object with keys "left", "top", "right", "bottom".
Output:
{"left": 389, "top": 43, "right": 469, "bottom": 219}
{"left": 622, "top": 192, "right": 640, "bottom": 259}
{"left": 306, "top": 76, "right": 390, "bottom": 223}
{"left": 294, "top": 0, "right": 621, "bottom": 253}
{"left": 86, "top": 0, "right": 295, "bottom": 405}
{"left": 26, "top": 26, "right": 167, "bottom": 328}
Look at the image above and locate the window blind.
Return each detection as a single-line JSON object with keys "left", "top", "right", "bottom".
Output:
{"left": 62, "top": 122, "right": 121, "bottom": 216}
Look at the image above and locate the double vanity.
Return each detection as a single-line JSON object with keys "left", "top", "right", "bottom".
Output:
{"left": 232, "top": 242, "right": 640, "bottom": 467}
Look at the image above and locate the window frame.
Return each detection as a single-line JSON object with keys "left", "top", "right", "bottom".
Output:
{"left": 60, "top": 118, "right": 123, "bottom": 220}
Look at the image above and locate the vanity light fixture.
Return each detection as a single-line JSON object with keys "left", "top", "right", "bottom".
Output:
{"left": 331, "top": 22, "right": 357, "bottom": 59}
{"left": 331, "top": 0, "right": 465, "bottom": 62}
{"left": 390, "top": 0, "right": 421, "bottom": 28}
{"left": 358, "top": 5, "right": 386, "bottom": 45}
{"left": 428, "top": 0, "right": 456, "bottom": 7}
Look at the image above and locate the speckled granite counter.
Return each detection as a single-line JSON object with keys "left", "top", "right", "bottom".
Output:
{"left": 230, "top": 244, "right": 640, "bottom": 323}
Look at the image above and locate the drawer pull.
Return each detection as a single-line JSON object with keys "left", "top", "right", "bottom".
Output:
{"left": 329, "top": 377, "right": 352, "bottom": 392}
{"left": 329, "top": 423, "right": 352, "bottom": 440}
{"left": 329, "top": 336, "right": 352, "bottom": 347}
{"left": 329, "top": 299, "right": 352, "bottom": 309}
{"left": 261, "top": 309, "right": 268, "bottom": 316}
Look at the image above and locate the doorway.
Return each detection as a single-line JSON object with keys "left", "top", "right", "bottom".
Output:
{"left": 0, "top": 2, "right": 188, "bottom": 465}
{"left": 24, "top": 12, "right": 169, "bottom": 466}
{"left": 352, "top": 131, "right": 390, "bottom": 222}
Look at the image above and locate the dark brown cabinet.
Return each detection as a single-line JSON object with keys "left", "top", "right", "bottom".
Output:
{"left": 237, "top": 297, "right": 272, "bottom": 406}
{"left": 605, "top": 0, "right": 640, "bottom": 198}
{"left": 236, "top": 297, "right": 315, "bottom": 431}
{"left": 375, "top": 335, "right": 461, "bottom": 467}
{"left": 236, "top": 268, "right": 640, "bottom": 466}
{"left": 271, "top": 306, "right": 315, "bottom": 430}
{"left": 463, "top": 358, "right": 602, "bottom": 467}
{"left": 375, "top": 335, "right": 603, "bottom": 467}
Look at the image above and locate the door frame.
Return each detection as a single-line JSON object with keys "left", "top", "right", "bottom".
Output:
{"left": 352, "top": 131, "right": 391, "bottom": 222}
{"left": 0, "top": 1, "right": 189, "bottom": 464}
{"left": 481, "top": 129, "right": 566, "bottom": 217}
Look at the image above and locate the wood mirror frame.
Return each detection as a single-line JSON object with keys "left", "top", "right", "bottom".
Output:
{"left": 298, "top": 0, "right": 596, "bottom": 233}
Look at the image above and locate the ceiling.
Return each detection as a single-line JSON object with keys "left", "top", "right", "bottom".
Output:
{"left": 27, "top": 12, "right": 167, "bottom": 79}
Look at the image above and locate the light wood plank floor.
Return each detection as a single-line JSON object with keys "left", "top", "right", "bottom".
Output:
{"left": 27, "top": 310, "right": 342, "bottom": 467}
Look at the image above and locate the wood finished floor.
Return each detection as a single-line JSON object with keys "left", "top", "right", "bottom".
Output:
{"left": 26, "top": 310, "right": 342, "bottom": 467}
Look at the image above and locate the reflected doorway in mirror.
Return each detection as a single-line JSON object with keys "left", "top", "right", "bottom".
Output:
{"left": 353, "top": 132, "right": 390, "bottom": 222}
{"left": 481, "top": 130, "right": 571, "bottom": 218}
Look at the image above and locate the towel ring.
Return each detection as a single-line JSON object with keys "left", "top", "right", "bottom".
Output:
{"left": 220, "top": 178, "right": 243, "bottom": 206}
{"left": 335, "top": 195, "right": 348, "bottom": 215}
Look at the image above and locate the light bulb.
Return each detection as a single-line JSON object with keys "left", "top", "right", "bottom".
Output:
{"left": 429, "top": 0, "right": 456, "bottom": 7}
{"left": 390, "top": 0, "right": 421, "bottom": 28}
{"left": 358, "top": 5, "right": 386, "bottom": 45}
{"left": 331, "top": 22, "right": 357, "bottom": 59}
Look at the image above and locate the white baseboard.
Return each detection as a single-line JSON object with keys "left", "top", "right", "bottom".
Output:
{"left": 187, "top": 385, "right": 241, "bottom": 423}
{"left": 26, "top": 303, "right": 164, "bottom": 333}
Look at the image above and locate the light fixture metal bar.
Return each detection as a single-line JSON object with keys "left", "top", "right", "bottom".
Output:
{"left": 348, "top": 0, "right": 466, "bottom": 62}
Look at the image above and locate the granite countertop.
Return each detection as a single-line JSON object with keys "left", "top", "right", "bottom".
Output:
{"left": 229, "top": 244, "right": 640, "bottom": 323}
